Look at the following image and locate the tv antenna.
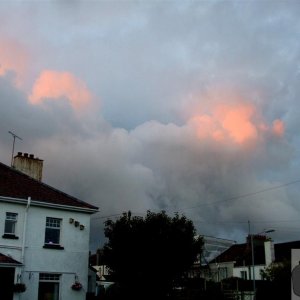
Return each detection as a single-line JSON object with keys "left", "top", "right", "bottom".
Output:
{"left": 8, "top": 131, "right": 22, "bottom": 167}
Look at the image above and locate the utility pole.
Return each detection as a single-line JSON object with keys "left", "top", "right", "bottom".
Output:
{"left": 8, "top": 131, "right": 22, "bottom": 167}
{"left": 248, "top": 220, "right": 256, "bottom": 299}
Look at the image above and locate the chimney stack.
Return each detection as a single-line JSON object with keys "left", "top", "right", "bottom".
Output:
{"left": 13, "top": 152, "right": 43, "bottom": 181}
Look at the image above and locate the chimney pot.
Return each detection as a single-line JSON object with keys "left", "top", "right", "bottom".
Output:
{"left": 12, "top": 152, "right": 43, "bottom": 181}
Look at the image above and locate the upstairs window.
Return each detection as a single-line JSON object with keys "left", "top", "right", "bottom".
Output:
{"left": 44, "top": 217, "right": 61, "bottom": 245}
{"left": 4, "top": 212, "right": 18, "bottom": 235}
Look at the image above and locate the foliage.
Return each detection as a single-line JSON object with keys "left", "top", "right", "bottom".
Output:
{"left": 71, "top": 281, "right": 82, "bottom": 291}
{"left": 257, "top": 259, "right": 291, "bottom": 300}
{"left": 13, "top": 283, "right": 26, "bottom": 293}
{"left": 103, "top": 210, "right": 203, "bottom": 299}
{"left": 260, "top": 259, "right": 291, "bottom": 282}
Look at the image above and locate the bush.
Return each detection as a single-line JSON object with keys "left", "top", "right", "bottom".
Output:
{"left": 13, "top": 283, "right": 26, "bottom": 293}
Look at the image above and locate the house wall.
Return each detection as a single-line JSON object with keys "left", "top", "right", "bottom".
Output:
{"left": 233, "top": 265, "right": 265, "bottom": 280}
{"left": 205, "top": 262, "right": 235, "bottom": 282}
{"left": 0, "top": 200, "right": 92, "bottom": 300}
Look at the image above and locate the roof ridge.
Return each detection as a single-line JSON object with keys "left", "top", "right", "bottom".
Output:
{"left": 0, "top": 161, "right": 98, "bottom": 211}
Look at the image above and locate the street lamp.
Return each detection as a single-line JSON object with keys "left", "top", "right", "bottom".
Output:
{"left": 248, "top": 221, "right": 275, "bottom": 299}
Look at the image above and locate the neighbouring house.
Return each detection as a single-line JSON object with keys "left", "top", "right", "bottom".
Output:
{"left": 273, "top": 240, "right": 300, "bottom": 263}
{"left": 89, "top": 249, "right": 114, "bottom": 297}
{"left": 201, "top": 234, "right": 274, "bottom": 282}
{"left": 87, "top": 265, "right": 99, "bottom": 299}
{"left": 0, "top": 152, "right": 98, "bottom": 300}
{"left": 188, "top": 235, "right": 236, "bottom": 279}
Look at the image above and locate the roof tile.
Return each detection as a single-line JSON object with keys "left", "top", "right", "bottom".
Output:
{"left": 0, "top": 162, "right": 98, "bottom": 211}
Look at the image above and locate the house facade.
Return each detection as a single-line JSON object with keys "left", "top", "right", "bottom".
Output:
{"left": 201, "top": 235, "right": 274, "bottom": 282}
{"left": 0, "top": 153, "right": 98, "bottom": 300}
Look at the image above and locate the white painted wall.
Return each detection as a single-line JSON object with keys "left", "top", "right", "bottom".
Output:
{"left": 0, "top": 202, "right": 25, "bottom": 262}
{"left": 0, "top": 200, "right": 93, "bottom": 300}
{"left": 264, "top": 241, "right": 275, "bottom": 266}
{"left": 233, "top": 265, "right": 265, "bottom": 280}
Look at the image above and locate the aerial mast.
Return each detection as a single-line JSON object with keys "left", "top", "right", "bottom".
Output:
{"left": 8, "top": 131, "right": 22, "bottom": 167}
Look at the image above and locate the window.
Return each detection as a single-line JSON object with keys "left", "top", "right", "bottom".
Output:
{"left": 44, "top": 217, "right": 63, "bottom": 249}
{"left": 241, "top": 270, "right": 247, "bottom": 280}
{"left": 3, "top": 212, "right": 18, "bottom": 239}
{"left": 38, "top": 273, "right": 60, "bottom": 300}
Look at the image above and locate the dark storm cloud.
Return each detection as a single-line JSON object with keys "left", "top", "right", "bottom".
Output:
{"left": 1, "top": 1, "right": 300, "bottom": 250}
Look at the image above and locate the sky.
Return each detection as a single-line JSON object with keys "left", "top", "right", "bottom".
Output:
{"left": 1, "top": 0, "right": 300, "bottom": 251}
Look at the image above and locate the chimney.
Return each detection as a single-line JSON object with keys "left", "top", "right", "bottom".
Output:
{"left": 13, "top": 152, "right": 43, "bottom": 181}
{"left": 264, "top": 240, "right": 275, "bottom": 266}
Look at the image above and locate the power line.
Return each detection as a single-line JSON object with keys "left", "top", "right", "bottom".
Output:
{"left": 91, "top": 179, "right": 300, "bottom": 221}
{"left": 193, "top": 219, "right": 300, "bottom": 224}
{"left": 91, "top": 211, "right": 145, "bottom": 221}
{"left": 179, "top": 179, "right": 300, "bottom": 211}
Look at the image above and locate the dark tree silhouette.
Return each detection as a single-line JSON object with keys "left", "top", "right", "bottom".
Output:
{"left": 257, "top": 259, "right": 291, "bottom": 300}
{"left": 103, "top": 210, "right": 203, "bottom": 299}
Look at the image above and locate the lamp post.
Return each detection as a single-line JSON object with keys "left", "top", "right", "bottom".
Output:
{"left": 248, "top": 221, "right": 275, "bottom": 299}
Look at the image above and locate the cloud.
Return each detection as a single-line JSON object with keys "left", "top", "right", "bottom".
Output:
{"left": 29, "top": 70, "right": 93, "bottom": 112}
{"left": 0, "top": 70, "right": 296, "bottom": 251}
{"left": 272, "top": 119, "right": 285, "bottom": 137}
{"left": 0, "top": 1, "right": 300, "bottom": 251}
{"left": 186, "top": 88, "right": 285, "bottom": 146}
{"left": 0, "top": 38, "right": 29, "bottom": 87}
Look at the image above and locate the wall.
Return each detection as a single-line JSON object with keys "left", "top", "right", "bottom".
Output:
{"left": 0, "top": 201, "right": 25, "bottom": 263}
{"left": 206, "top": 262, "right": 234, "bottom": 282}
{"left": 0, "top": 200, "right": 92, "bottom": 300}
{"left": 0, "top": 201, "right": 28, "bottom": 300}
{"left": 233, "top": 265, "right": 265, "bottom": 280}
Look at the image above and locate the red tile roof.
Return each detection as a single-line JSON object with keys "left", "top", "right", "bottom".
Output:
{"left": 210, "top": 242, "right": 266, "bottom": 266}
{"left": 0, "top": 162, "right": 98, "bottom": 212}
{"left": 0, "top": 253, "right": 22, "bottom": 265}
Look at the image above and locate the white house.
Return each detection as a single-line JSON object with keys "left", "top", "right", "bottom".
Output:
{"left": 0, "top": 152, "right": 98, "bottom": 300}
{"left": 201, "top": 235, "right": 274, "bottom": 282}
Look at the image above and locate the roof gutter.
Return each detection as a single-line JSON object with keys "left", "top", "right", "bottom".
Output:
{"left": 0, "top": 262, "right": 23, "bottom": 267}
{"left": 0, "top": 196, "right": 98, "bottom": 214}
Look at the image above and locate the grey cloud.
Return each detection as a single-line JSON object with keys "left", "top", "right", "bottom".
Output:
{"left": 1, "top": 1, "right": 300, "bottom": 250}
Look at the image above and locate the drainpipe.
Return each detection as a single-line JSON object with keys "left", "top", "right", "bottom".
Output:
{"left": 21, "top": 197, "right": 31, "bottom": 264}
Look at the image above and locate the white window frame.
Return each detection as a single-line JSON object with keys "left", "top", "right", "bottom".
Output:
{"left": 4, "top": 212, "right": 18, "bottom": 235}
{"left": 44, "top": 217, "right": 62, "bottom": 245}
{"left": 38, "top": 273, "right": 61, "bottom": 300}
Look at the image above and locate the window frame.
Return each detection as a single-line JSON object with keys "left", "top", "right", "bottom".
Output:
{"left": 43, "top": 217, "right": 64, "bottom": 250}
{"left": 2, "top": 212, "right": 19, "bottom": 239}
{"left": 38, "top": 273, "right": 61, "bottom": 300}
{"left": 240, "top": 270, "right": 248, "bottom": 280}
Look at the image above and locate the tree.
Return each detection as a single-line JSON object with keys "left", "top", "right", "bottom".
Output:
{"left": 102, "top": 210, "right": 203, "bottom": 299}
{"left": 260, "top": 259, "right": 291, "bottom": 282}
{"left": 257, "top": 259, "right": 291, "bottom": 300}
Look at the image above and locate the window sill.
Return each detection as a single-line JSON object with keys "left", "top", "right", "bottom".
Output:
{"left": 43, "top": 244, "right": 64, "bottom": 250}
{"left": 2, "top": 234, "right": 19, "bottom": 239}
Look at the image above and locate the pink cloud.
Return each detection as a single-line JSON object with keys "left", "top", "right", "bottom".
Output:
{"left": 29, "top": 70, "right": 93, "bottom": 111}
{"left": 272, "top": 119, "right": 285, "bottom": 137}
{"left": 187, "top": 88, "right": 284, "bottom": 145}
{"left": 0, "top": 38, "right": 29, "bottom": 87}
